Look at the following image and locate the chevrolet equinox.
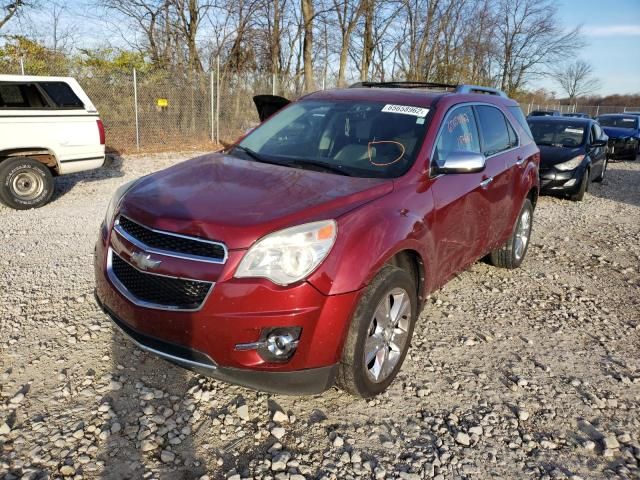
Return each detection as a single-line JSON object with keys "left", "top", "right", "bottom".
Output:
{"left": 94, "top": 82, "right": 540, "bottom": 398}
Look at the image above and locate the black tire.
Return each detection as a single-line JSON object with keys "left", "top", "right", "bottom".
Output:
{"left": 569, "top": 169, "right": 589, "bottom": 201}
{"left": 337, "top": 265, "right": 418, "bottom": 398}
{"left": 489, "top": 198, "right": 533, "bottom": 269}
{"left": 0, "top": 158, "right": 54, "bottom": 210}
{"left": 594, "top": 159, "right": 607, "bottom": 182}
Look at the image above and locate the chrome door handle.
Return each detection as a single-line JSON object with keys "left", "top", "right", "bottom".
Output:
{"left": 516, "top": 156, "right": 525, "bottom": 165}
{"left": 480, "top": 177, "right": 493, "bottom": 188}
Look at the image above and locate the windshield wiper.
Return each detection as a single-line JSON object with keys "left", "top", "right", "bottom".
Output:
{"left": 290, "top": 159, "right": 353, "bottom": 176}
{"left": 232, "top": 145, "right": 286, "bottom": 167}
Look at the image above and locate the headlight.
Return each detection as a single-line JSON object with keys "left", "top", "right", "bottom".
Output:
{"left": 555, "top": 155, "right": 585, "bottom": 171}
{"left": 104, "top": 179, "right": 139, "bottom": 227}
{"left": 235, "top": 220, "right": 337, "bottom": 285}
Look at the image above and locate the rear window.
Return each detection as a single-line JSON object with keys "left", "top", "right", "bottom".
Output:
{"left": 38, "top": 82, "right": 84, "bottom": 108}
{"left": 0, "top": 81, "right": 84, "bottom": 109}
{"left": 475, "top": 105, "right": 512, "bottom": 156}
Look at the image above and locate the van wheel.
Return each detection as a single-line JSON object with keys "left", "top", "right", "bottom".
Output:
{"left": 337, "top": 265, "right": 417, "bottom": 398}
{"left": 489, "top": 198, "right": 533, "bottom": 269}
{"left": 0, "top": 158, "right": 54, "bottom": 209}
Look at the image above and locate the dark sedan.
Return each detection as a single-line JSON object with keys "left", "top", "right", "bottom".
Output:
{"left": 528, "top": 117, "right": 608, "bottom": 201}
{"left": 595, "top": 114, "right": 640, "bottom": 160}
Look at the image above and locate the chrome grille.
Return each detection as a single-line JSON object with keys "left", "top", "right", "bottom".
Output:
{"left": 107, "top": 249, "right": 212, "bottom": 311}
{"left": 115, "top": 215, "right": 227, "bottom": 263}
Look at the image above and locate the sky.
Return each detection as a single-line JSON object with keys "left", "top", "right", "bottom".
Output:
{"left": 5, "top": 0, "right": 640, "bottom": 96}
{"left": 531, "top": 0, "right": 640, "bottom": 95}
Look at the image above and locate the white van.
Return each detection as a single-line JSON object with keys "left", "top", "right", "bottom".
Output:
{"left": 0, "top": 75, "right": 105, "bottom": 209}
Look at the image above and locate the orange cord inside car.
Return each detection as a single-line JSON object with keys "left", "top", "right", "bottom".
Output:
{"left": 367, "top": 140, "right": 406, "bottom": 166}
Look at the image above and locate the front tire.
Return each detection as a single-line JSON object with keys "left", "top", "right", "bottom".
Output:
{"left": 337, "top": 265, "right": 418, "bottom": 398}
{"left": 569, "top": 169, "right": 589, "bottom": 201}
{"left": 489, "top": 198, "right": 533, "bottom": 269}
{"left": 0, "top": 158, "right": 54, "bottom": 209}
{"left": 594, "top": 159, "right": 607, "bottom": 182}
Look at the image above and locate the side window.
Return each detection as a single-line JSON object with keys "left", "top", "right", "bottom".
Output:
{"left": 38, "top": 82, "right": 84, "bottom": 108}
{"left": 507, "top": 106, "right": 533, "bottom": 139}
{"left": 475, "top": 105, "right": 511, "bottom": 156}
{"left": 593, "top": 123, "right": 603, "bottom": 139}
{"left": 506, "top": 119, "right": 518, "bottom": 148}
{"left": 433, "top": 105, "right": 480, "bottom": 168}
{"left": 0, "top": 82, "right": 47, "bottom": 109}
{"left": 590, "top": 126, "right": 596, "bottom": 144}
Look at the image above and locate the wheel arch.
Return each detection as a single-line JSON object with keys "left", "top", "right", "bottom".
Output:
{"left": 386, "top": 249, "right": 426, "bottom": 307}
{"left": 0, "top": 148, "right": 60, "bottom": 176}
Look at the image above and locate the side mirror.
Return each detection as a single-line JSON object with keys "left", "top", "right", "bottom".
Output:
{"left": 436, "top": 151, "right": 486, "bottom": 174}
{"left": 591, "top": 139, "right": 607, "bottom": 148}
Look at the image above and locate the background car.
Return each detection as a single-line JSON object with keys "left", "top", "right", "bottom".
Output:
{"left": 595, "top": 114, "right": 640, "bottom": 160}
{"left": 563, "top": 112, "right": 590, "bottom": 119}
{"left": 528, "top": 116, "right": 608, "bottom": 201}
{"left": 528, "top": 109, "right": 562, "bottom": 117}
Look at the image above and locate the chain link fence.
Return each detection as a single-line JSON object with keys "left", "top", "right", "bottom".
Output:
{"left": 3, "top": 57, "right": 639, "bottom": 153}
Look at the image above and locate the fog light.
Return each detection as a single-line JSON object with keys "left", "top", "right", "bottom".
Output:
{"left": 266, "top": 332, "right": 298, "bottom": 357}
{"left": 564, "top": 179, "right": 577, "bottom": 187}
{"left": 234, "top": 327, "right": 301, "bottom": 362}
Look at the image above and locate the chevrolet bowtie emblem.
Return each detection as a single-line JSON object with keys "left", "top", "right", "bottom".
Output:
{"left": 130, "top": 251, "right": 162, "bottom": 271}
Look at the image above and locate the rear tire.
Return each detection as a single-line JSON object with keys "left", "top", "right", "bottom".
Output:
{"left": 0, "top": 158, "right": 54, "bottom": 209}
{"left": 489, "top": 198, "right": 533, "bottom": 269}
{"left": 570, "top": 169, "right": 589, "bottom": 201}
{"left": 337, "top": 265, "right": 417, "bottom": 398}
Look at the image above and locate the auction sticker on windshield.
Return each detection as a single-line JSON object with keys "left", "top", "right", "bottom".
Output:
{"left": 381, "top": 104, "right": 429, "bottom": 117}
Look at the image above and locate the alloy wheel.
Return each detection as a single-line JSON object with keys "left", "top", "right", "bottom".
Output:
{"left": 364, "top": 287, "right": 412, "bottom": 383}
{"left": 514, "top": 208, "right": 531, "bottom": 261}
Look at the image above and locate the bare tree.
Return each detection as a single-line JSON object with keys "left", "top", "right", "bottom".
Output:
{"left": 0, "top": 0, "right": 29, "bottom": 31}
{"left": 494, "top": 0, "right": 582, "bottom": 96}
{"left": 301, "top": 0, "right": 314, "bottom": 91}
{"left": 553, "top": 59, "right": 601, "bottom": 100}
{"left": 330, "top": 0, "right": 363, "bottom": 86}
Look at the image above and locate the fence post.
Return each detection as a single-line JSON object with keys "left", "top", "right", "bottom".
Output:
{"left": 272, "top": 72, "right": 276, "bottom": 96}
{"left": 215, "top": 56, "right": 220, "bottom": 145}
{"left": 595, "top": 105, "right": 600, "bottom": 117}
{"left": 210, "top": 70, "right": 214, "bottom": 142}
{"left": 133, "top": 68, "right": 140, "bottom": 151}
{"left": 19, "top": 56, "right": 25, "bottom": 75}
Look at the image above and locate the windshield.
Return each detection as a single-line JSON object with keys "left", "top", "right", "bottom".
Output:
{"left": 529, "top": 111, "right": 555, "bottom": 117}
{"left": 528, "top": 121, "right": 586, "bottom": 147}
{"left": 235, "top": 99, "right": 430, "bottom": 178}
{"left": 597, "top": 116, "right": 638, "bottom": 129}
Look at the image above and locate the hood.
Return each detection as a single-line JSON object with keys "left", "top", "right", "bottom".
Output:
{"left": 602, "top": 126, "right": 637, "bottom": 138}
{"left": 538, "top": 145, "right": 585, "bottom": 167}
{"left": 119, "top": 153, "right": 392, "bottom": 250}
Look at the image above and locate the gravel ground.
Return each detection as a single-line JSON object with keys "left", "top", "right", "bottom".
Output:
{"left": 1, "top": 152, "right": 639, "bottom": 480}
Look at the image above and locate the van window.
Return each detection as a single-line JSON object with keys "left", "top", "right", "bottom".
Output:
{"left": 39, "top": 82, "right": 84, "bottom": 108}
{"left": 475, "top": 105, "right": 511, "bottom": 156}
{"left": 0, "top": 83, "right": 47, "bottom": 108}
{"left": 508, "top": 106, "right": 533, "bottom": 139}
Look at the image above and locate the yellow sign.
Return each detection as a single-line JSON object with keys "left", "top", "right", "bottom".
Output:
{"left": 157, "top": 98, "right": 168, "bottom": 107}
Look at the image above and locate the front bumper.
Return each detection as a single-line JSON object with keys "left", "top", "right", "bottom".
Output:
{"left": 96, "top": 294, "right": 338, "bottom": 394}
{"left": 539, "top": 166, "right": 585, "bottom": 194}
{"left": 94, "top": 225, "right": 360, "bottom": 395}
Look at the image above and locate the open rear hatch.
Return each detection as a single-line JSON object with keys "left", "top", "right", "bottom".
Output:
{"left": 253, "top": 95, "right": 290, "bottom": 122}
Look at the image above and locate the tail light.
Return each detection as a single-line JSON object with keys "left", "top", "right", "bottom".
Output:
{"left": 97, "top": 119, "right": 105, "bottom": 145}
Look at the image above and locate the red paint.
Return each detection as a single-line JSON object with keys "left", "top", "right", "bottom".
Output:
{"left": 94, "top": 87, "right": 539, "bottom": 376}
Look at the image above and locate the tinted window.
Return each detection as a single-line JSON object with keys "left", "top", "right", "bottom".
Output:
{"left": 0, "top": 83, "right": 47, "bottom": 108}
{"left": 239, "top": 100, "right": 429, "bottom": 179}
{"left": 597, "top": 116, "right": 638, "bottom": 129}
{"left": 433, "top": 105, "right": 480, "bottom": 168}
{"left": 508, "top": 106, "right": 533, "bottom": 139}
{"left": 475, "top": 105, "right": 511, "bottom": 156}
{"left": 38, "top": 82, "right": 84, "bottom": 108}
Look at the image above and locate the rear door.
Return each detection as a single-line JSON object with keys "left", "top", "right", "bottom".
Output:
{"left": 430, "top": 104, "right": 491, "bottom": 280}
{"left": 474, "top": 104, "right": 520, "bottom": 248}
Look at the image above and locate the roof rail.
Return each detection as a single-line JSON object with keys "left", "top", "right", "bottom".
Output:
{"left": 455, "top": 85, "right": 508, "bottom": 98}
{"left": 349, "top": 81, "right": 457, "bottom": 90}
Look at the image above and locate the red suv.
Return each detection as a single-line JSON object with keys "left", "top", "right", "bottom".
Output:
{"left": 94, "top": 82, "right": 539, "bottom": 398}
